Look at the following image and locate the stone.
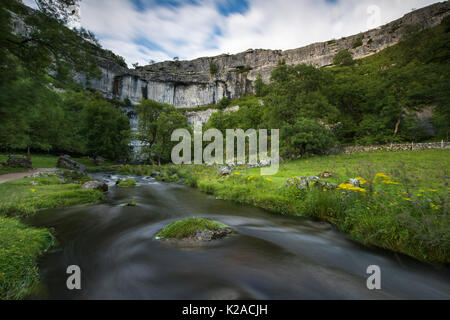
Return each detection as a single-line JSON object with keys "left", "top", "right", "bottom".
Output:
{"left": 193, "top": 228, "right": 233, "bottom": 241}
{"left": 217, "top": 166, "right": 231, "bottom": 176}
{"left": 347, "top": 179, "right": 360, "bottom": 188}
{"left": 81, "top": 181, "right": 108, "bottom": 192}
{"left": 319, "top": 172, "right": 332, "bottom": 178}
{"left": 95, "top": 156, "right": 106, "bottom": 163}
{"left": 57, "top": 155, "right": 86, "bottom": 173}
{"left": 6, "top": 156, "right": 32, "bottom": 168}
{"left": 151, "top": 171, "right": 161, "bottom": 177}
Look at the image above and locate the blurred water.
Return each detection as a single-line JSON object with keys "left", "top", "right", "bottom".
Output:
{"left": 26, "top": 173, "right": 450, "bottom": 300}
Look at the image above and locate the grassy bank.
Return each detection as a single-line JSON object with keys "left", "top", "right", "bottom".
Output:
{"left": 0, "top": 154, "right": 117, "bottom": 175}
{"left": 0, "top": 173, "right": 105, "bottom": 299}
{"left": 0, "top": 218, "right": 53, "bottom": 300}
{"left": 119, "top": 149, "right": 450, "bottom": 265}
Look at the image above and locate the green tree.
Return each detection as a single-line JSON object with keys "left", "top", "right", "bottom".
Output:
{"left": 137, "top": 99, "right": 188, "bottom": 163}
{"left": 253, "top": 74, "right": 267, "bottom": 97}
{"left": 280, "top": 118, "right": 336, "bottom": 157}
{"left": 83, "top": 94, "right": 131, "bottom": 160}
{"left": 333, "top": 50, "right": 354, "bottom": 66}
{"left": 263, "top": 64, "right": 337, "bottom": 128}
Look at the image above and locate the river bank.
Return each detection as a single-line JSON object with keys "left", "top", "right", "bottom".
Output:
{"left": 0, "top": 172, "right": 104, "bottom": 299}
{"left": 24, "top": 173, "right": 450, "bottom": 299}
{"left": 118, "top": 149, "right": 450, "bottom": 265}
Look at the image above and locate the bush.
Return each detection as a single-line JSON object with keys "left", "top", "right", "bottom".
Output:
{"left": 281, "top": 118, "right": 336, "bottom": 157}
{"left": 352, "top": 36, "right": 363, "bottom": 49}
{"left": 209, "top": 61, "right": 219, "bottom": 75}
{"left": 333, "top": 50, "right": 354, "bottom": 66}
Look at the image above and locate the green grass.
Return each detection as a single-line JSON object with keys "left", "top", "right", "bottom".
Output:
{"left": 0, "top": 176, "right": 104, "bottom": 218}
{"left": 121, "top": 149, "right": 450, "bottom": 264}
{"left": 0, "top": 173, "right": 105, "bottom": 299}
{"left": 156, "top": 217, "right": 229, "bottom": 239}
{"left": 0, "top": 217, "right": 54, "bottom": 300}
{"left": 118, "top": 179, "right": 136, "bottom": 188}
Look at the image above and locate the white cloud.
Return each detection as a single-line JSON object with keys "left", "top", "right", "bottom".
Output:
{"left": 75, "top": 0, "right": 443, "bottom": 66}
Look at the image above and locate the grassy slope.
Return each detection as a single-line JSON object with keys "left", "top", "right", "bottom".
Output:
{"left": 121, "top": 149, "right": 449, "bottom": 264}
{"left": 0, "top": 175, "right": 104, "bottom": 300}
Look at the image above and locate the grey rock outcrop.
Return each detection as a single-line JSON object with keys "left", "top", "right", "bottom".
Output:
{"left": 84, "top": 3, "right": 449, "bottom": 109}
{"left": 217, "top": 166, "right": 232, "bottom": 176}
{"left": 6, "top": 156, "right": 32, "bottom": 168}
{"left": 56, "top": 155, "right": 86, "bottom": 173}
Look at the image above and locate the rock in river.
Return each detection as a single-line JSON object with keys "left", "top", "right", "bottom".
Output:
{"left": 81, "top": 180, "right": 108, "bottom": 192}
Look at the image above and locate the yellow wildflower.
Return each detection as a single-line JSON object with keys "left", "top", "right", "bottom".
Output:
{"left": 430, "top": 203, "right": 440, "bottom": 211}
{"left": 266, "top": 178, "right": 273, "bottom": 182}
{"left": 234, "top": 172, "right": 241, "bottom": 175}
{"left": 429, "top": 189, "right": 437, "bottom": 192}
{"left": 417, "top": 194, "right": 422, "bottom": 197}
{"left": 248, "top": 175, "right": 255, "bottom": 181}
{"left": 356, "top": 177, "right": 367, "bottom": 185}
{"left": 376, "top": 173, "right": 389, "bottom": 179}
{"left": 404, "top": 198, "right": 412, "bottom": 201}
{"left": 30, "top": 189, "right": 36, "bottom": 193}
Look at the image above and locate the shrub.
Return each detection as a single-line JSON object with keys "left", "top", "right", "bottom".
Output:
{"left": 333, "top": 50, "right": 354, "bottom": 66}
{"left": 352, "top": 36, "right": 363, "bottom": 49}
{"left": 281, "top": 118, "right": 336, "bottom": 157}
{"left": 209, "top": 61, "right": 219, "bottom": 75}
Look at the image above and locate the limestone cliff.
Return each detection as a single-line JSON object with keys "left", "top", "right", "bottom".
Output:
{"left": 88, "top": 2, "right": 449, "bottom": 109}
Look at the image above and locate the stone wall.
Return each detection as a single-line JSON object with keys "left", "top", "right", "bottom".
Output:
{"left": 341, "top": 141, "right": 450, "bottom": 154}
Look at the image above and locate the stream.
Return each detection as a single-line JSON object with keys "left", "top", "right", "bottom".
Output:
{"left": 26, "top": 173, "right": 450, "bottom": 300}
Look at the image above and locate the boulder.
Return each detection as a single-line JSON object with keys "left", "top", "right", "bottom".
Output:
{"left": 150, "top": 171, "right": 161, "bottom": 177}
{"left": 95, "top": 156, "right": 106, "bottom": 163}
{"left": 57, "top": 155, "right": 86, "bottom": 173}
{"left": 217, "top": 166, "right": 231, "bottom": 176}
{"left": 6, "top": 156, "right": 32, "bottom": 168}
{"left": 319, "top": 172, "right": 332, "bottom": 178}
{"left": 81, "top": 180, "right": 108, "bottom": 192}
{"left": 347, "top": 179, "right": 360, "bottom": 188}
{"left": 286, "top": 176, "right": 320, "bottom": 189}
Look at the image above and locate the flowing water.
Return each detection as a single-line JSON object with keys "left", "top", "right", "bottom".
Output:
{"left": 26, "top": 174, "right": 450, "bottom": 300}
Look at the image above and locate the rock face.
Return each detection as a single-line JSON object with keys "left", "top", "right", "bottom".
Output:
{"left": 81, "top": 180, "right": 108, "bottom": 192}
{"left": 83, "top": 3, "right": 449, "bottom": 109}
{"left": 6, "top": 156, "right": 32, "bottom": 168}
{"left": 56, "top": 155, "right": 86, "bottom": 173}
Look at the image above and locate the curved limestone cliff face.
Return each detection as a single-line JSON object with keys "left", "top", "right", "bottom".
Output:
{"left": 86, "top": 2, "right": 449, "bottom": 109}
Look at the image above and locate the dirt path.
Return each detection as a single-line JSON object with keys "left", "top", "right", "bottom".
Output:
{"left": 0, "top": 168, "right": 59, "bottom": 184}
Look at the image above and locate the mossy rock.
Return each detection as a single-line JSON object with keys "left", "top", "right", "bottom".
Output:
{"left": 122, "top": 199, "right": 137, "bottom": 206}
{"left": 117, "top": 178, "right": 136, "bottom": 188}
{"left": 155, "top": 217, "right": 232, "bottom": 241}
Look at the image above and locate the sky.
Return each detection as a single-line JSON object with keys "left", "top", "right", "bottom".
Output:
{"left": 23, "top": 0, "right": 442, "bottom": 67}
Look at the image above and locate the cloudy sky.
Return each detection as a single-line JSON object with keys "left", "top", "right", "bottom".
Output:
{"left": 24, "top": 0, "right": 442, "bottom": 66}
